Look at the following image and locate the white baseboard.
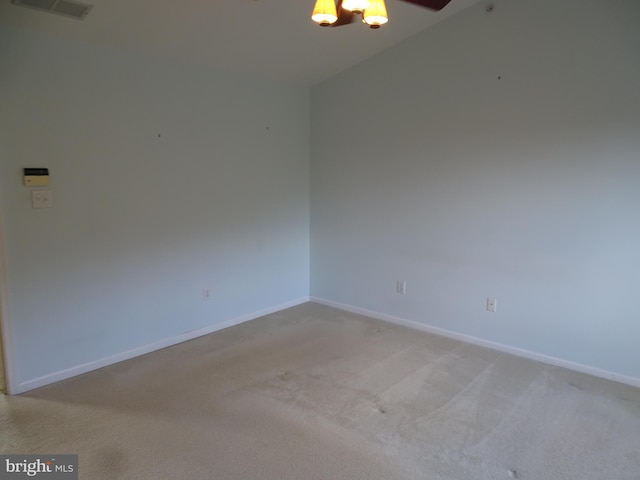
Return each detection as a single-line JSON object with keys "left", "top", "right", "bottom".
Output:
{"left": 14, "top": 296, "right": 640, "bottom": 393}
{"left": 310, "top": 297, "right": 640, "bottom": 389}
{"left": 15, "top": 297, "right": 310, "bottom": 394}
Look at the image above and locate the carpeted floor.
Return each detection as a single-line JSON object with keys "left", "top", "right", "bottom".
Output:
{"left": 1, "top": 302, "right": 639, "bottom": 479}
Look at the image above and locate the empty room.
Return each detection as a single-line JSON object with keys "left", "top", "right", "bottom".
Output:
{"left": 1, "top": 0, "right": 639, "bottom": 478}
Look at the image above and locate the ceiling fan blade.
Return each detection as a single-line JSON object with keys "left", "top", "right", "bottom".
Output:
{"left": 398, "top": 0, "right": 452, "bottom": 11}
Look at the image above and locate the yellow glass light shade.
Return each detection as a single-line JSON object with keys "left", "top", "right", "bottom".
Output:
{"left": 363, "top": 0, "right": 388, "bottom": 28}
{"left": 341, "top": 0, "right": 370, "bottom": 13}
{"left": 311, "top": 0, "right": 338, "bottom": 26}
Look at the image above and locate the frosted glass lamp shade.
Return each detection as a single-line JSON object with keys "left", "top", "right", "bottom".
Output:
{"left": 312, "top": 0, "right": 338, "bottom": 26}
{"left": 363, "top": 0, "right": 388, "bottom": 28}
{"left": 341, "top": 0, "right": 370, "bottom": 13}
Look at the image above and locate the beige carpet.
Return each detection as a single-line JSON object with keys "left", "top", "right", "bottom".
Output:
{"left": 1, "top": 302, "right": 639, "bottom": 479}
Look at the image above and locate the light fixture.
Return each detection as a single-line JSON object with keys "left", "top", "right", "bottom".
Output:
{"left": 311, "top": 0, "right": 338, "bottom": 26}
{"left": 311, "top": 0, "right": 390, "bottom": 29}
{"left": 363, "top": 0, "right": 388, "bottom": 28}
{"left": 341, "top": 0, "right": 369, "bottom": 13}
{"left": 311, "top": 0, "right": 449, "bottom": 29}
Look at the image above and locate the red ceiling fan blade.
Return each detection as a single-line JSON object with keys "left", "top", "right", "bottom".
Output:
{"left": 331, "top": 1, "right": 356, "bottom": 27}
{"left": 398, "top": 0, "right": 453, "bottom": 11}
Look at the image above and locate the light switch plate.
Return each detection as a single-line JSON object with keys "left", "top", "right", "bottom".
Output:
{"left": 32, "top": 190, "right": 52, "bottom": 209}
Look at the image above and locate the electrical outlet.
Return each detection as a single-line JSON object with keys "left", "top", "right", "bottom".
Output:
{"left": 486, "top": 298, "right": 497, "bottom": 312}
{"left": 203, "top": 288, "right": 212, "bottom": 301}
{"left": 396, "top": 280, "right": 407, "bottom": 295}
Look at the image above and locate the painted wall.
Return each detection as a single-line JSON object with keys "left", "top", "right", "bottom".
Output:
{"left": 311, "top": 0, "right": 640, "bottom": 379}
{"left": 0, "top": 26, "right": 310, "bottom": 390}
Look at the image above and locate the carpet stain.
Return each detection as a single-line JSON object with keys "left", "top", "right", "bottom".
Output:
{"left": 93, "top": 447, "right": 128, "bottom": 475}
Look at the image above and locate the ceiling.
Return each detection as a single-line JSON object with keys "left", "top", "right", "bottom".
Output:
{"left": 0, "top": 0, "right": 482, "bottom": 86}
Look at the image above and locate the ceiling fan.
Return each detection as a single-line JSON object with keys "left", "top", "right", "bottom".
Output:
{"left": 311, "top": 0, "right": 452, "bottom": 29}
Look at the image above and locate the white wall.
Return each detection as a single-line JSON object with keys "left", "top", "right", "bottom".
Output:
{"left": 311, "top": 0, "right": 640, "bottom": 380}
{"left": 2, "top": 0, "right": 639, "bottom": 393}
{"left": 0, "top": 27, "right": 310, "bottom": 391}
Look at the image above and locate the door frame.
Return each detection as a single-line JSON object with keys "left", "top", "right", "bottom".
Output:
{"left": 0, "top": 204, "right": 15, "bottom": 394}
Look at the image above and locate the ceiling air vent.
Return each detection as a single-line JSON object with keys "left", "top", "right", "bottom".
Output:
{"left": 11, "top": 0, "right": 93, "bottom": 20}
